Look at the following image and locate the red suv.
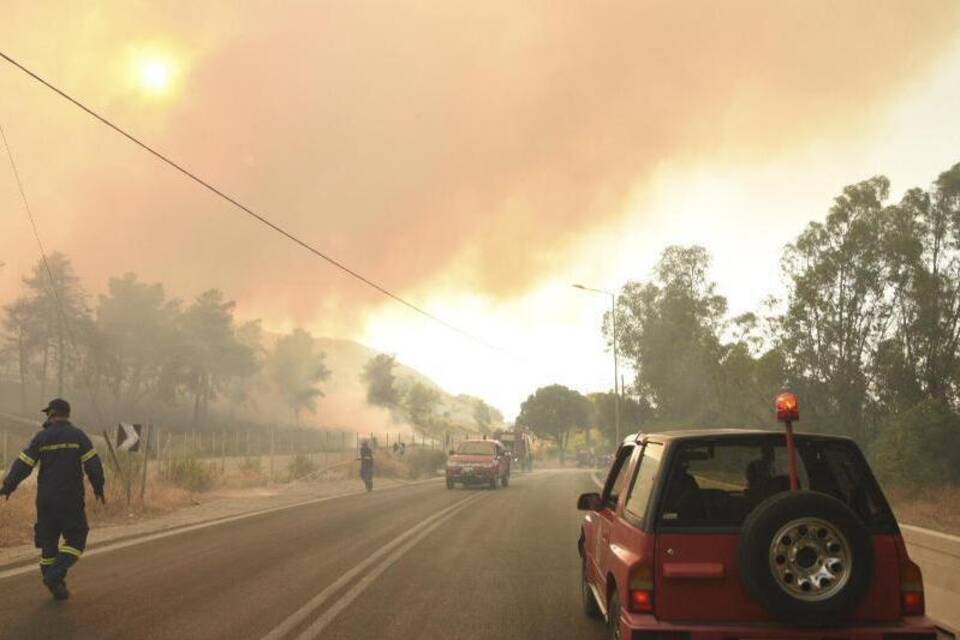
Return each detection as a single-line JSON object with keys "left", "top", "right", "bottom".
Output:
{"left": 578, "top": 429, "right": 942, "bottom": 640}
{"left": 446, "top": 439, "right": 510, "bottom": 489}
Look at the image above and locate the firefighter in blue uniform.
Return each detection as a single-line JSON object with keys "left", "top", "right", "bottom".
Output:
{"left": 359, "top": 440, "right": 374, "bottom": 491}
{"left": 0, "top": 398, "right": 105, "bottom": 600}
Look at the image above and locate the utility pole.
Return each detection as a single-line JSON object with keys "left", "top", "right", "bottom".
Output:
{"left": 611, "top": 292, "right": 620, "bottom": 444}
{"left": 573, "top": 284, "right": 621, "bottom": 444}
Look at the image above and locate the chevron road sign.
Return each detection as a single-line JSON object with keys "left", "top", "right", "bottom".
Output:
{"left": 116, "top": 423, "right": 142, "bottom": 453}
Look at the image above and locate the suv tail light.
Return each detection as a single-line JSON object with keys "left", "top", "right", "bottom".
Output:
{"left": 628, "top": 563, "right": 654, "bottom": 613}
{"left": 900, "top": 557, "right": 925, "bottom": 616}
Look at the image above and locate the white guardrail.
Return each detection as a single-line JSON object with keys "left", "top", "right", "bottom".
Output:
{"left": 901, "top": 524, "right": 960, "bottom": 633}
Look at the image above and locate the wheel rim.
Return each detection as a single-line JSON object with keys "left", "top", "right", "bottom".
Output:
{"left": 768, "top": 517, "right": 851, "bottom": 602}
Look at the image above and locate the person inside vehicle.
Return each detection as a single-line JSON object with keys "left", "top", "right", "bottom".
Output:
{"left": 661, "top": 460, "right": 704, "bottom": 522}
{"left": 744, "top": 454, "right": 790, "bottom": 509}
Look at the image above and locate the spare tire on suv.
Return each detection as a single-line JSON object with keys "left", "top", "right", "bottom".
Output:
{"left": 737, "top": 490, "right": 875, "bottom": 627}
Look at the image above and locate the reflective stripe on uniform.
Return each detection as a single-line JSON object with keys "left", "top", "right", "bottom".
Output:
{"left": 80, "top": 449, "right": 98, "bottom": 462}
{"left": 18, "top": 452, "right": 36, "bottom": 467}
{"left": 39, "top": 443, "right": 80, "bottom": 452}
{"left": 59, "top": 545, "right": 83, "bottom": 558}
{"left": 39, "top": 557, "right": 56, "bottom": 566}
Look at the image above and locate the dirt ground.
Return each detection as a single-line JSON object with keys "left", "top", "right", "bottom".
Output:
{"left": 887, "top": 486, "right": 960, "bottom": 536}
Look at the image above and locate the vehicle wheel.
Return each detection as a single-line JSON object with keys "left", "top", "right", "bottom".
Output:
{"left": 738, "top": 490, "right": 874, "bottom": 627}
{"left": 501, "top": 474, "right": 509, "bottom": 487}
{"left": 581, "top": 559, "right": 603, "bottom": 620}
{"left": 607, "top": 588, "right": 622, "bottom": 640}
{"left": 446, "top": 479, "right": 455, "bottom": 490}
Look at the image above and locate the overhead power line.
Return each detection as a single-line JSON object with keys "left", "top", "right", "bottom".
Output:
{"left": 1, "top": 121, "right": 109, "bottom": 426}
{"left": 0, "top": 50, "right": 502, "bottom": 353}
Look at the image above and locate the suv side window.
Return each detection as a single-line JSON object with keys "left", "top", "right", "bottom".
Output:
{"left": 602, "top": 445, "right": 635, "bottom": 509}
{"left": 623, "top": 442, "right": 663, "bottom": 527}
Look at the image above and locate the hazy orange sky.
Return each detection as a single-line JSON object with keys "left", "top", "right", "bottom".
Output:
{"left": 2, "top": 1, "right": 960, "bottom": 418}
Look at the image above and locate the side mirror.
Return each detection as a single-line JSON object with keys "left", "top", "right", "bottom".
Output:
{"left": 577, "top": 492, "right": 602, "bottom": 511}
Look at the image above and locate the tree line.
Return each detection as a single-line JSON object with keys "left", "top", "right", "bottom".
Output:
{"left": 519, "top": 162, "right": 960, "bottom": 486}
{"left": 0, "top": 258, "right": 501, "bottom": 436}
{"left": 1, "top": 258, "right": 330, "bottom": 429}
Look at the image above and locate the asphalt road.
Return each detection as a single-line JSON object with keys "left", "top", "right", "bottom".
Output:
{"left": 0, "top": 469, "right": 606, "bottom": 640}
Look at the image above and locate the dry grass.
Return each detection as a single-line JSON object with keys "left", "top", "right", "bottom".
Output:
{"left": 0, "top": 478, "right": 193, "bottom": 548}
{"left": 886, "top": 485, "right": 960, "bottom": 536}
{"left": 0, "top": 449, "right": 434, "bottom": 549}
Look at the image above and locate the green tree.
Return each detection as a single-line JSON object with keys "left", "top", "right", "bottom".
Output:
{"left": 95, "top": 273, "right": 180, "bottom": 414}
{"left": 778, "top": 177, "right": 896, "bottom": 440}
{"left": 587, "top": 391, "right": 650, "bottom": 444}
{"left": 20, "top": 253, "right": 89, "bottom": 397}
{"left": 403, "top": 381, "right": 440, "bottom": 433}
{"left": 870, "top": 399, "right": 960, "bottom": 486}
{"left": 174, "top": 290, "right": 259, "bottom": 428}
{"left": 517, "top": 384, "right": 591, "bottom": 460}
{"left": 361, "top": 353, "right": 400, "bottom": 408}
{"left": 608, "top": 246, "right": 727, "bottom": 427}
{"left": 1, "top": 296, "right": 37, "bottom": 412}
{"left": 267, "top": 328, "right": 330, "bottom": 425}
{"left": 875, "top": 163, "right": 960, "bottom": 411}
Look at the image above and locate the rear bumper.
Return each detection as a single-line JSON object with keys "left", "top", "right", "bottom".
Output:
{"left": 447, "top": 472, "right": 495, "bottom": 484}
{"left": 621, "top": 612, "right": 947, "bottom": 640}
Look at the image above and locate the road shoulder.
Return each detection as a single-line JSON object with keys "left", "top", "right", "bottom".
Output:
{"left": 0, "top": 475, "right": 440, "bottom": 570}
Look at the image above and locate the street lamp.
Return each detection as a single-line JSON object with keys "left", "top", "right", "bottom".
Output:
{"left": 573, "top": 284, "right": 621, "bottom": 444}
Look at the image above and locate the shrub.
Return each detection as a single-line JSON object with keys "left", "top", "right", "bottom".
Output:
{"left": 160, "top": 456, "right": 219, "bottom": 492}
{"left": 405, "top": 448, "right": 447, "bottom": 479}
{"left": 238, "top": 457, "right": 262, "bottom": 474}
{"left": 287, "top": 454, "right": 317, "bottom": 480}
{"left": 870, "top": 399, "right": 960, "bottom": 487}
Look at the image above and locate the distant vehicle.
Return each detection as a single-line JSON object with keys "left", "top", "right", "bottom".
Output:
{"left": 446, "top": 439, "right": 511, "bottom": 490}
{"left": 576, "top": 448, "right": 596, "bottom": 468}
{"left": 577, "top": 392, "right": 937, "bottom": 639}
{"left": 493, "top": 428, "right": 533, "bottom": 472}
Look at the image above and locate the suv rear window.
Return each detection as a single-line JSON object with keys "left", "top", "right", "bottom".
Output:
{"left": 656, "top": 435, "right": 896, "bottom": 531}
{"left": 456, "top": 441, "right": 497, "bottom": 455}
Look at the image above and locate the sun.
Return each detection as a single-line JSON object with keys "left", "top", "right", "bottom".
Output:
{"left": 136, "top": 56, "right": 175, "bottom": 95}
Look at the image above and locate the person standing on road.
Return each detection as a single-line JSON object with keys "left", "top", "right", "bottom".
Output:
{"left": 0, "top": 398, "right": 105, "bottom": 600}
{"left": 359, "top": 440, "right": 374, "bottom": 492}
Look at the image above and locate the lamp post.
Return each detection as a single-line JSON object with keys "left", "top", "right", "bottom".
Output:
{"left": 573, "top": 284, "right": 620, "bottom": 444}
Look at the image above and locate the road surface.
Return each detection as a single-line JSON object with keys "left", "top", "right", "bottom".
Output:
{"left": 0, "top": 469, "right": 604, "bottom": 640}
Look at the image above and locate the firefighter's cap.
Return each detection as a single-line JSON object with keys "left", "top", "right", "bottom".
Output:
{"left": 42, "top": 398, "right": 71, "bottom": 416}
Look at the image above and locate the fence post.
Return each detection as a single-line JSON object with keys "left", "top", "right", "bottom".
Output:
{"left": 140, "top": 425, "right": 151, "bottom": 504}
{"left": 270, "top": 426, "right": 276, "bottom": 483}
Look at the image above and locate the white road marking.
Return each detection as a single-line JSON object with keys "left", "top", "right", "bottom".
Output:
{"left": 261, "top": 492, "right": 485, "bottom": 640}
{"left": 0, "top": 477, "right": 444, "bottom": 581}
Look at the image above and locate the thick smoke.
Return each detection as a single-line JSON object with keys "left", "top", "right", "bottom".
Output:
{"left": 1, "top": 0, "right": 959, "bottom": 335}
